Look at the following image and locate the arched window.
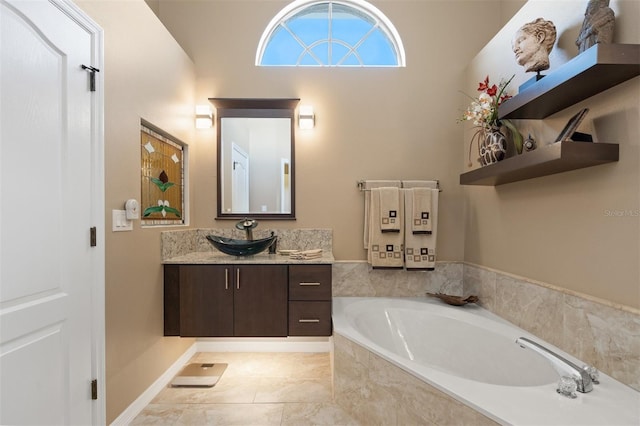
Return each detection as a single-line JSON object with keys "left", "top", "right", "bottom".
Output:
{"left": 256, "top": 0, "right": 406, "bottom": 67}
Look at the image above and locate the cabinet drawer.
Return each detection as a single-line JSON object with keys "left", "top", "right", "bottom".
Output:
{"left": 288, "top": 301, "right": 332, "bottom": 336}
{"left": 288, "top": 264, "right": 332, "bottom": 300}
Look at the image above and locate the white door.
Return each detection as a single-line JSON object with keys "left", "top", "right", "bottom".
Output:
{"left": 0, "top": 0, "right": 104, "bottom": 424}
{"left": 231, "top": 143, "right": 249, "bottom": 212}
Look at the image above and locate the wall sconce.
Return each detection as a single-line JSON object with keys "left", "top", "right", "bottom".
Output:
{"left": 298, "top": 105, "right": 315, "bottom": 129}
{"left": 195, "top": 104, "right": 213, "bottom": 129}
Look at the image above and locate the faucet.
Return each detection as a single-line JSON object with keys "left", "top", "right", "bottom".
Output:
{"left": 235, "top": 218, "right": 258, "bottom": 240}
{"left": 515, "top": 337, "right": 593, "bottom": 393}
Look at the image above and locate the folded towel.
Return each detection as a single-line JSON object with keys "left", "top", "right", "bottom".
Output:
{"left": 404, "top": 188, "right": 438, "bottom": 270}
{"left": 362, "top": 180, "right": 401, "bottom": 249}
{"left": 289, "top": 249, "right": 323, "bottom": 260}
{"left": 378, "top": 187, "right": 401, "bottom": 233}
{"left": 411, "top": 188, "right": 432, "bottom": 234}
{"left": 368, "top": 188, "right": 404, "bottom": 268}
{"left": 290, "top": 255, "right": 322, "bottom": 260}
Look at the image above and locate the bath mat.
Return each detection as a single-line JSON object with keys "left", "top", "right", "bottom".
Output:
{"left": 170, "top": 363, "right": 227, "bottom": 387}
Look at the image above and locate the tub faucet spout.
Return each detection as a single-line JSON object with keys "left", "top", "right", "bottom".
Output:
{"left": 515, "top": 337, "right": 593, "bottom": 393}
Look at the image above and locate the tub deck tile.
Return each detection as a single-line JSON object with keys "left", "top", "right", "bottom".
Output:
{"left": 334, "top": 331, "right": 498, "bottom": 426}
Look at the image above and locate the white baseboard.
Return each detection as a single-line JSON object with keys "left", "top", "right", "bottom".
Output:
{"left": 109, "top": 342, "right": 197, "bottom": 426}
{"left": 109, "top": 337, "right": 331, "bottom": 424}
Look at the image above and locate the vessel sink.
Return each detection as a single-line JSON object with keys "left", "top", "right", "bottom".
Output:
{"left": 206, "top": 234, "right": 276, "bottom": 257}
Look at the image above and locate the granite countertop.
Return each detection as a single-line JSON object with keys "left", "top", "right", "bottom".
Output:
{"left": 161, "top": 228, "right": 333, "bottom": 264}
{"left": 163, "top": 251, "right": 334, "bottom": 265}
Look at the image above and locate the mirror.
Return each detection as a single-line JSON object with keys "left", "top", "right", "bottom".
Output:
{"left": 212, "top": 98, "right": 299, "bottom": 220}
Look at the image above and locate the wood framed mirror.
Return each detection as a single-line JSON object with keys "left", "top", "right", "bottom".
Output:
{"left": 211, "top": 98, "right": 299, "bottom": 220}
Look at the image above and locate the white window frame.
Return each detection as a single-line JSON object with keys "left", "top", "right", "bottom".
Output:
{"left": 256, "top": 0, "right": 406, "bottom": 67}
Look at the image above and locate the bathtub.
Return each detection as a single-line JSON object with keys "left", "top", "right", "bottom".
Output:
{"left": 332, "top": 297, "right": 640, "bottom": 425}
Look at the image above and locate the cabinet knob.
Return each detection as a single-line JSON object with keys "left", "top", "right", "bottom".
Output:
{"left": 298, "top": 319, "right": 320, "bottom": 323}
{"left": 299, "top": 282, "right": 321, "bottom": 286}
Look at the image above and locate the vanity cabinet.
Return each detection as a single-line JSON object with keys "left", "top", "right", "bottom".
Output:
{"left": 288, "top": 264, "right": 332, "bottom": 336}
{"left": 164, "top": 263, "right": 332, "bottom": 337}
{"left": 164, "top": 264, "right": 288, "bottom": 337}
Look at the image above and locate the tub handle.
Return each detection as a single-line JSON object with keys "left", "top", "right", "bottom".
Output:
{"left": 298, "top": 319, "right": 320, "bottom": 323}
{"left": 299, "top": 282, "right": 321, "bottom": 286}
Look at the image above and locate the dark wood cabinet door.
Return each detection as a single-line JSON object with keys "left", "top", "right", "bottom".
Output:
{"left": 164, "top": 264, "right": 181, "bottom": 336}
{"left": 233, "top": 265, "right": 288, "bottom": 337}
{"left": 179, "top": 265, "right": 234, "bottom": 337}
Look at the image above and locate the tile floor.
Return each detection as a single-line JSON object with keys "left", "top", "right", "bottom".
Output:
{"left": 131, "top": 352, "right": 358, "bottom": 425}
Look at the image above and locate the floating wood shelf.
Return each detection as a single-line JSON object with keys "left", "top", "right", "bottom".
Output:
{"left": 459, "top": 141, "right": 619, "bottom": 186}
{"left": 499, "top": 44, "right": 640, "bottom": 119}
{"left": 461, "top": 44, "right": 635, "bottom": 186}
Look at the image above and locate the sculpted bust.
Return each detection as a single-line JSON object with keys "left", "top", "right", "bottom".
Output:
{"left": 512, "top": 18, "right": 557, "bottom": 73}
{"left": 576, "top": 0, "right": 615, "bottom": 53}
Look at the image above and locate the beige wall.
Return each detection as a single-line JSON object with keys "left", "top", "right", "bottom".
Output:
{"left": 74, "top": 1, "right": 196, "bottom": 422}
{"left": 157, "top": 0, "right": 510, "bottom": 263}
{"left": 463, "top": 0, "right": 640, "bottom": 309}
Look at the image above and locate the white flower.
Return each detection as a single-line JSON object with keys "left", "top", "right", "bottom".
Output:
{"left": 157, "top": 200, "right": 170, "bottom": 217}
{"left": 478, "top": 92, "right": 492, "bottom": 103}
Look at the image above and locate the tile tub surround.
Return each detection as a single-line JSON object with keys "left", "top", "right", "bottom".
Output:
{"left": 333, "top": 333, "right": 497, "bottom": 426}
{"left": 332, "top": 261, "right": 463, "bottom": 297}
{"left": 331, "top": 261, "right": 640, "bottom": 392}
{"left": 161, "top": 228, "right": 333, "bottom": 260}
{"left": 464, "top": 263, "right": 640, "bottom": 392}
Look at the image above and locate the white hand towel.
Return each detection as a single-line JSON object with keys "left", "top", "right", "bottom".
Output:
{"left": 411, "top": 188, "right": 432, "bottom": 234}
{"left": 362, "top": 180, "right": 401, "bottom": 249}
{"left": 404, "top": 188, "right": 438, "bottom": 270}
{"left": 368, "top": 188, "right": 404, "bottom": 268}
{"left": 378, "top": 187, "right": 401, "bottom": 233}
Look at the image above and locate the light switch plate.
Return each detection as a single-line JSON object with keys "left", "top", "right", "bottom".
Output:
{"left": 112, "top": 209, "right": 133, "bottom": 232}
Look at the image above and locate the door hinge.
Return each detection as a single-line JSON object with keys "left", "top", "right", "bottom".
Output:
{"left": 81, "top": 64, "right": 100, "bottom": 92}
{"left": 90, "top": 227, "right": 97, "bottom": 247}
{"left": 91, "top": 379, "right": 98, "bottom": 400}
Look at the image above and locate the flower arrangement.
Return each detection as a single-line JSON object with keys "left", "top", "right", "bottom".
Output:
{"left": 459, "top": 75, "right": 523, "bottom": 166}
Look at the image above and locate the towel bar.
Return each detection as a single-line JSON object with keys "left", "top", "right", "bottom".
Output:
{"left": 357, "top": 180, "right": 442, "bottom": 192}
